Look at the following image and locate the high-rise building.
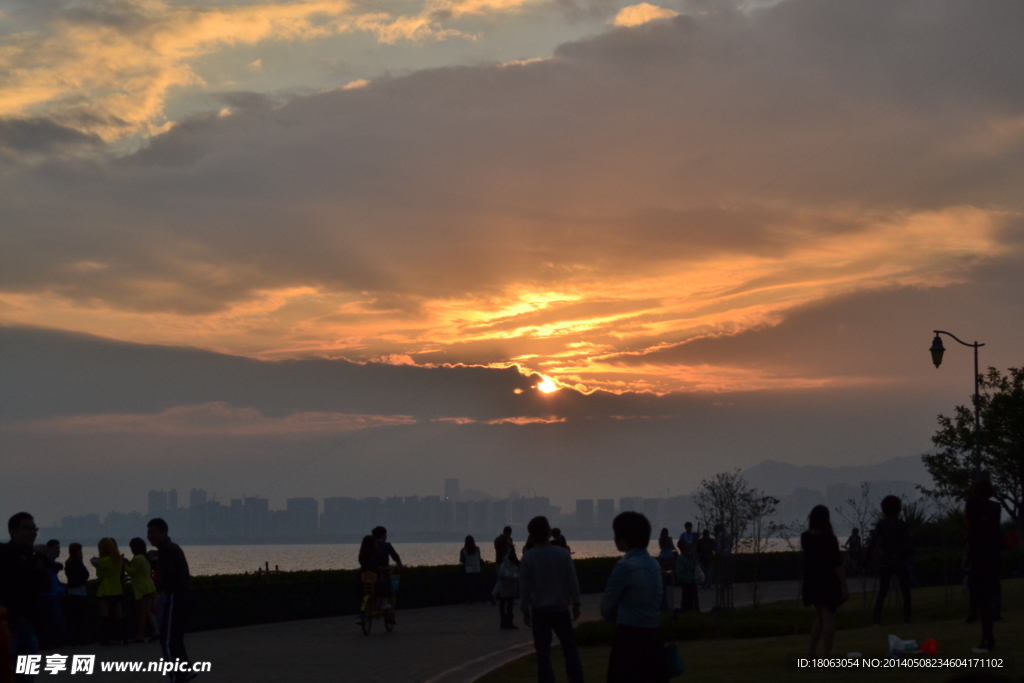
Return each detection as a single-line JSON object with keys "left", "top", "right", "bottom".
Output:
{"left": 455, "top": 501, "right": 470, "bottom": 532}
{"left": 189, "top": 489, "right": 207, "bottom": 509}
{"left": 618, "top": 497, "right": 640, "bottom": 513}
{"left": 167, "top": 489, "right": 178, "bottom": 510}
{"left": 188, "top": 489, "right": 209, "bottom": 536}
{"left": 597, "top": 499, "right": 615, "bottom": 529}
{"left": 491, "top": 499, "right": 509, "bottom": 529}
{"left": 575, "top": 499, "right": 594, "bottom": 528}
{"left": 286, "top": 497, "right": 319, "bottom": 537}
{"left": 642, "top": 498, "right": 662, "bottom": 528}
{"left": 420, "top": 496, "right": 444, "bottom": 533}
{"left": 147, "top": 490, "right": 168, "bottom": 517}
{"left": 322, "top": 497, "right": 361, "bottom": 536}
{"left": 243, "top": 496, "right": 270, "bottom": 538}
{"left": 444, "top": 478, "right": 460, "bottom": 502}
{"left": 471, "top": 500, "right": 490, "bottom": 532}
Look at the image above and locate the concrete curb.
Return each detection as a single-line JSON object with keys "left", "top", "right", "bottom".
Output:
{"left": 423, "top": 642, "right": 535, "bottom": 683}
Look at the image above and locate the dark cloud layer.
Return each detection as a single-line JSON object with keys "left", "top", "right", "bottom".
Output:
{"left": 0, "top": 117, "right": 103, "bottom": 155}
{"left": 0, "top": 324, "right": 973, "bottom": 521}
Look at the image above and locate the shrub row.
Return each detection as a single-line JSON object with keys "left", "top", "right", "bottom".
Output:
{"left": 74, "top": 550, "right": 1020, "bottom": 633}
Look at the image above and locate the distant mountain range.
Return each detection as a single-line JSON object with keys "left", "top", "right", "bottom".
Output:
{"left": 742, "top": 454, "right": 932, "bottom": 497}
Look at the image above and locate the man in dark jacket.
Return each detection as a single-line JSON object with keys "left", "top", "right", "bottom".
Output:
{"left": 966, "top": 479, "right": 1002, "bottom": 652}
{"left": 1, "top": 512, "right": 51, "bottom": 682}
{"left": 868, "top": 495, "right": 912, "bottom": 625}
{"left": 147, "top": 518, "right": 194, "bottom": 683}
{"left": 491, "top": 526, "right": 515, "bottom": 605}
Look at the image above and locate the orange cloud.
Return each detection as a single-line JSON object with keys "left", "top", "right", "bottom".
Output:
{"left": 611, "top": 3, "right": 678, "bottom": 27}
{"left": 432, "top": 415, "right": 568, "bottom": 425}
{"left": 0, "top": 206, "right": 1010, "bottom": 393}
{"left": 0, "top": 0, "right": 516, "bottom": 139}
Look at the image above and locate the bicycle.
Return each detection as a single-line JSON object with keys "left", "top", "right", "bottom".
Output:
{"left": 359, "top": 570, "right": 400, "bottom": 635}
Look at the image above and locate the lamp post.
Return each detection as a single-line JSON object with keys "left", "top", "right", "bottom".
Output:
{"left": 929, "top": 330, "right": 985, "bottom": 480}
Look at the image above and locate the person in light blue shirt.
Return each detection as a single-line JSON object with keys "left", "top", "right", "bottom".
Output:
{"left": 678, "top": 522, "right": 696, "bottom": 547}
{"left": 600, "top": 511, "right": 669, "bottom": 683}
{"left": 519, "top": 516, "right": 583, "bottom": 683}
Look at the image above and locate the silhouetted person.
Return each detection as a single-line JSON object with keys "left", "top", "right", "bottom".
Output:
{"left": 127, "top": 538, "right": 159, "bottom": 642}
{"left": 494, "top": 526, "right": 514, "bottom": 563}
{"left": 802, "top": 505, "right": 849, "bottom": 657}
{"left": 38, "top": 539, "right": 68, "bottom": 648}
{"left": 90, "top": 537, "right": 126, "bottom": 646}
{"left": 357, "top": 535, "right": 377, "bottom": 573}
{"left": 674, "top": 539, "right": 700, "bottom": 612}
{"left": 63, "top": 543, "right": 91, "bottom": 645}
{"left": 678, "top": 522, "right": 695, "bottom": 547}
{"left": 602, "top": 511, "right": 668, "bottom": 683}
{"left": 656, "top": 529, "right": 677, "bottom": 611}
{"left": 966, "top": 479, "right": 1002, "bottom": 653}
{"left": 1, "top": 512, "right": 50, "bottom": 682}
{"left": 551, "top": 528, "right": 569, "bottom": 552}
{"left": 460, "top": 535, "right": 484, "bottom": 603}
{"left": 519, "top": 516, "right": 583, "bottom": 683}
{"left": 492, "top": 526, "right": 514, "bottom": 605}
{"left": 147, "top": 518, "right": 194, "bottom": 683}
{"left": 869, "top": 495, "right": 912, "bottom": 625}
{"left": 372, "top": 526, "right": 402, "bottom": 627}
{"left": 498, "top": 549, "right": 520, "bottom": 629}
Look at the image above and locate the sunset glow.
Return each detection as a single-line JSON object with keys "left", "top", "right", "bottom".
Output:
{"left": 536, "top": 376, "right": 560, "bottom": 393}
{"left": 2, "top": 0, "right": 1022, "bottom": 520}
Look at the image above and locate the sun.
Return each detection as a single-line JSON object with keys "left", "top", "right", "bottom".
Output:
{"left": 536, "top": 376, "right": 560, "bottom": 393}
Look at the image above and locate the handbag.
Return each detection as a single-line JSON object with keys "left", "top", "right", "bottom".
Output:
{"left": 693, "top": 564, "right": 705, "bottom": 585}
{"left": 664, "top": 643, "right": 685, "bottom": 678}
{"left": 499, "top": 560, "right": 518, "bottom": 580}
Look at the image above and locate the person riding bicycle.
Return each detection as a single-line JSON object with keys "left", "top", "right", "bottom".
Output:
{"left": 358, "top": 536, "right": 377, "bottom": 573}
{"left": 371, "top": 526, "right": 403, "bottom": 627}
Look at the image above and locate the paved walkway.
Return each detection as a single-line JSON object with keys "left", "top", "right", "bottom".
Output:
{"left": 54, "top": 581, "right": 803, "bottom": 682}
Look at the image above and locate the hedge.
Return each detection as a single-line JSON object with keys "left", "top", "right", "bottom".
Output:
{"left": 71, "top": 549, "right": 1020, "bottom": 635}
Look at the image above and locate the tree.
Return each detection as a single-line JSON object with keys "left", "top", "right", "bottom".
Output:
{"left": 696, "top": 469, "right": 778, "bottom": 607}
{"left": 833, "top": 482, "right": 876, "bottom": 623}
{"left": 919, "top": 492, "right": 959, "bottom": 604}
{"left": 695, "top": 469, "right": 750, "bottom": 551}
{"left": 923, "top": 366, "right": 1024, "bottom": 533}
{"left": 741, "top": 492, "right": 780, "bottom": 607}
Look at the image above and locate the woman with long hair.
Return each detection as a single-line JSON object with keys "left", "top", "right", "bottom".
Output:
{"left": 801, "top": 505, "right": 849, "bottom": 657}
{"left": 459, "top": 535, "right": 484, "bottom": 603}
{"left": 498, "top": 548, "right": 520, "bottom": 628}
{"left": 126, "top": 538, "right": 160, "bottom": 643}
{"left": 91, "top": 537, "right": 126, "bottom": 645}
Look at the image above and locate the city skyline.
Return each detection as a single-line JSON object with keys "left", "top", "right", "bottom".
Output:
{"left": 44, "top": 467, "right": 924, "bottom": 543}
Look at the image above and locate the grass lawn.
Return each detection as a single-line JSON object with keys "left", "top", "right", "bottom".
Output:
{"left": 479, "top": 580, "right": 1023, "bottom": 683}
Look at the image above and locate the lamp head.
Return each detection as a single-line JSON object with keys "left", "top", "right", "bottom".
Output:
{"left": 929, "top": 334, "right": 945, "bottom": 368}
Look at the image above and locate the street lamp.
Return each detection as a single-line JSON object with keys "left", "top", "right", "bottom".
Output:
{"left": 930, "top": 330, "right": 985, "bottom": 480}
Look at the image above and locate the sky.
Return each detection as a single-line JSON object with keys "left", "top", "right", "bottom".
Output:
{"left": 1, "top": 0, "right": 1022, "bottom": 524}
